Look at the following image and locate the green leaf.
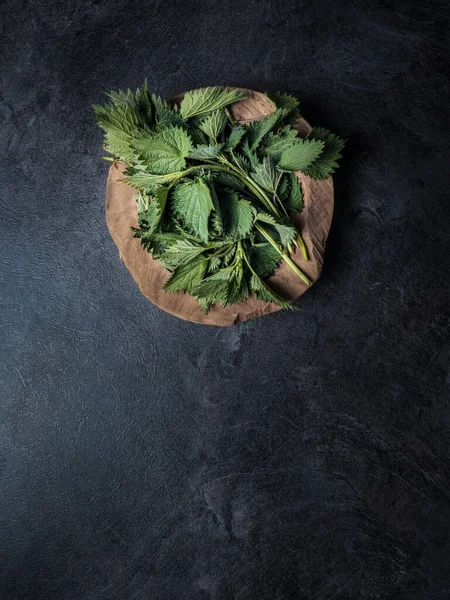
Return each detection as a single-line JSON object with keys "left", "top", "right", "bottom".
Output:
{"left": 155, "top": 106, "right": 188, "bottom": 129}
{"left": 93, "top": 104, "right": 142, "bottom": 161}
{"left": 231, "top": 152, "right": 251, "bottom": 173}
{"left": 189, "top": 143, "right": 224, "bottom": 160}
{"left": 250, "top": 157, "right": 277, "bottom": 193}
{"left": 267, "top": 91, "right": 300, "bottom": 124}
{"left": 160, "top": 239, "right": 206, "bottom": 268}
{"left": 187, "top": 126, "right": 209, "bottom": 146}
{"left": 171, "top": 177, "right": 214, "bottom": 242}
{"left": 180, "top": 87, "right": 245, "bottom": 119}
{"left": 122, "top": 168, "right": 179, "bottom": 192}
{"left": 212, "top": 172, "right": 244, "bottom": 192}
{"left": 192, "top": 268, "right": 233, "bottom": 305}
{"left": 226, "top": 273, "right": 249, "bottom": 305}
{"left": 250, "top": 243, "right": 282, "bottom": 278}
{"left": 255, "top": 212, "right": 296, "bottom": 248}
{"left": 208, "top": 255, "right": 222, "bottom": 272}
{"left": 193, "top": 265, "right": 248, "bottom": 307}
{"left": 131, "top": 125, "right": 193, "bottom": 175}
{"left": 241, "top": 139, "right": 260, "bottom": 171}
{"left": 196, "top": 296, "right": 212, "bottom": 313}
{"left": 163, "top": 256, "right": 208, "bottom": 293}
{"left": 136, "top": 186, "right": 169, "bottom": 233}
{"left": 245, "top": 108, "right": 288, "bottom": 150}
{"left": 151, "top": 93, "right": 170, "bottom": 113}
{"left": 199, "top": 109, "right": 228, "bottom": 141}
{"left": 277, "top": 139, "right": 325, "bottom": 172}
{"left": 277, "top": 173, "right": 290, "bottom": 200}
{"left": 224, "top": 125, "right": 246, "bottom": 150}
{"left": 302, "top": 127, "right": 346, "bottom": 179}
{"left": 263, "top": 125, "right": 299, "bottom": 162}
{"left": 104, "top": 79, "right": 153, "bottom": 125}
{"left": 287, "top": 173, "right": 304, "bottom": 212}
{"left": 249, "top": 272, "right": 293, "bottom": 309}
{"left": 207, "top": 179, "right": 223, "bottom": 236}
{"left": 93, "top": 80, "right": 153, "bottom": 160}
{"left": 222, "top": 245, "right": 236, "bottom": 266}
{"left": 219, "top": 191, "right": 255, "bottom": 240}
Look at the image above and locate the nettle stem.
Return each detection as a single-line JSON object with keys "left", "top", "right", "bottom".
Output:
{"left": 295, "top": 232, "right": 309, "bottom": 261}
{"left": 254, "top": 223, "right": 311, "bottom": 286}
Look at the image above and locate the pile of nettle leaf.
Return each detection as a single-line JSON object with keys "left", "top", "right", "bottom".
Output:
{"left": 93, "top": 82, "right": 345, "bottom": 312}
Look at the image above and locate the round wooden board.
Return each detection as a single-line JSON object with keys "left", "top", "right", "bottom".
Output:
{"left": 105, "top": 88, "right": 334, "bottom": 326}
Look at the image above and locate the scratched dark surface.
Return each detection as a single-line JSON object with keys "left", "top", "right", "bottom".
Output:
{"left": 1, "top": 0, "right": 450, "bottom": 598}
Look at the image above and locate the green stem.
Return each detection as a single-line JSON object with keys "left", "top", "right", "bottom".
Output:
{"left": 217, "top": 156, "right": 283, "bottom": 218}
{"left": 254, "top": 223, "right": 311, "bottom": 286}
{"left": 295, "top": 232, "right": 309, "bottom": 261}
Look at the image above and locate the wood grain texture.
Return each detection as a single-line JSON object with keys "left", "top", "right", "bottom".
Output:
{"left": 105, "top": 88, "right": 334, "bottom": 325}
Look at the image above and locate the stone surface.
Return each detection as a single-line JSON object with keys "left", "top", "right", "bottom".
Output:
{"left": 105, "top": 88, "right": 334, "bottom": 325}
{"left": 1, "top": 1, "right": 449, "bottom": 599}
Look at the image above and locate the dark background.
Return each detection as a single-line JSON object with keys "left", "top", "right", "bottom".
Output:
{"left": 1, "top": 0, "right": 449, "bottom": 598}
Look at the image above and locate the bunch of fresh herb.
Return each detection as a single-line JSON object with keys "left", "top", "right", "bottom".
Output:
{"left": 93, "top": 82, "right": 345, "bottom": 312}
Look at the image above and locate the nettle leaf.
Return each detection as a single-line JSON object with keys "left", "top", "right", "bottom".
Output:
{"left": 287, "top": 173, "right": 303, "bottom": 212}
{"left": 277, "top": 173, "right": 290, "bottom": 200}
{"left": 231, "top": 152, "right": 251, "bottom": 174}
{"left": 219, "top": 191, "right": 255, "bottom": 240}
{"left": 149, "top": 232, "right": 186, "bottom": 260}
{"left": 222, "top": 245, "right": 236, "bottom": 266}
{"left": 226, "top": 272, "right": 249, "bottom": 305}
{"left": 180, "top": 87, "right": 244, "bottom": 119}
{"left": 155, "top": 107, "right": 188, "bottom": 129}
{"left": 192, "top": 270, "right": 231, "bottom": 305}
{"left": 136, "top": 186, "right": 169, "bottom": 233}
{"left": 93, "top": 80, "right": 153, "bottom": 160}
{"left": 122, "top": 168, "right": 178, "bottom": 192}
{"left": 151, "top": 93, "right": 170, "bottom": 113}
{"left": 225, "top": 125, "right": 246, "bottom": 150}
{"left": 199, "top": 109, "right": 228, "bottom": 141}
{"left": 163, "top": 256, "right": 208, "bottom": 293}
{"left": 267, "top": 91, "right": 300, "bottom": 124}
{"left": 104, "top": 79, "right": 153, "bottom": 126}
{"left": 250, "top": 273, "right": 294, "bottom": 310}
{"left": 241, "top": 139, "right": 260, "bottom": 171}
{"left": 256, "top": 212, "right": 296, "bottom": 248}
{"left": 171, "top": 177, "right": 214, "bottom": 242}
{"left": 196, "top": 296, "right": 212, "bottom": 313}
{"left": 277, "top": 139, "right": 325, "bottom": 172}
{"left": 302, "top": 127, "right": 346, "bottom": 179}
{"left": 208, "top": 255, "right": 222, "bottom": 273}
{"left": 193, "top": 266, "right": 248, "bottom": 307}
{"left": 250, "top": 242, "right": 282, "bottom": 278}
{"left": 245, "top": 108, "right": 289, "bottom": 150}
{"left": 131, "top": 125, "right": 193, "bottom": 175}
{"left": 263, "top": 126, "right": 299, "bottom": 162}
{"left": 213, "top": 172, "right": 244, "bottom": 192}
{"left": 189, "top": 143, "right": 224, "bottom": 160}
{"left": 93, "top": 105, "right": 142, "bottom": 161}
{"left": 102, "top": 128, "right": 135, "bottom": 162}
{"left": 250, "top": 156, "right": 278, "bottom": 193}
{"left": 207, "top": 179, "right": 223, "bottom": 236}
{"left": 161, "top": 239, "right": 206, "bottom": 268}
{"left": 187, "top": 126, "right": 209, "bottom": 146}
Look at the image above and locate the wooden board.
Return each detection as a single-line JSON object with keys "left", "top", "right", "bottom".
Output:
{"left": 105, "top": 88, "right": 334, "bottom": 326}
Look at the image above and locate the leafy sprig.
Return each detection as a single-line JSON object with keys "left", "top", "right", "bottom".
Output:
{"left": 94, "top": 83, "right": 346, "bottom": 312}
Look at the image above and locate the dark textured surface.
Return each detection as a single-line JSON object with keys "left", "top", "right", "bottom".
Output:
{"left": 1, "top": 1, "right": 449, "bottom": 598}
